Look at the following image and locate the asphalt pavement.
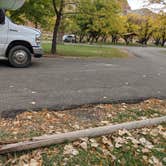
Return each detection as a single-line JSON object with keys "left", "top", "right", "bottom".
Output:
{"left": 0, "top": 46, "right": 166, "bottom": 117}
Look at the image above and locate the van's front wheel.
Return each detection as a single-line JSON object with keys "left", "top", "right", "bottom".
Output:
{"left": 8, "top": 45, "right": 32, "bottom": 68}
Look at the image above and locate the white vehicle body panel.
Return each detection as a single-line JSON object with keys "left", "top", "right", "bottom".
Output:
{"left": 0, "top": 17, "right": 42, "bottom": 59}
{"left": 0, "top": 18, "right": 8, "bottom": 56}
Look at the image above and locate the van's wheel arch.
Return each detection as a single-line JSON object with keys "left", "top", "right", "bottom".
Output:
{"left": 8, "top": 45, "right": 32, "bottom": 68}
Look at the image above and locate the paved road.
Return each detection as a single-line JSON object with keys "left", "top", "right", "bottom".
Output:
{"left": 0, "top": 46, "right": 166, "bottom": 117}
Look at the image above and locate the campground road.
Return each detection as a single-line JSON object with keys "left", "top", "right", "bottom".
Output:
{"left": 0, "top": 46, "right": 166, "bottom": 117}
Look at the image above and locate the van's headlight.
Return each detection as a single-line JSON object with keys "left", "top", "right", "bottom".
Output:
{"left": 35, "top": 34, "right": 41, "bottom": 45}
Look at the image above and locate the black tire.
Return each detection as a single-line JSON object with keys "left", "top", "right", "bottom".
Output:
{"left": 8, "top": 45, "right": 32, "bottom": 68}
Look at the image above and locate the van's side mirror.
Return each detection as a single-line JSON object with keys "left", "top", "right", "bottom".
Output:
{"left": 0, "top": 9, "right": 5, "bottom": 24}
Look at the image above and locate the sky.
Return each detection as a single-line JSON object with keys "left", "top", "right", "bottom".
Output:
{"left": 127, "top": 0, "right": 166, "bottom": 12}
{"left": 127, "top": 0, "right": 146, "bottom": 10}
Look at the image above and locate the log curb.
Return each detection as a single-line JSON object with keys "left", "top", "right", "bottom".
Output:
{"left": 0, "top": 116, "right": 165, "bottom": 154}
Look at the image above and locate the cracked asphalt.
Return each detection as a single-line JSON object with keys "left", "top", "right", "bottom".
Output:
{"left": 0, "top": 46, "right": 166, "bottom": 117}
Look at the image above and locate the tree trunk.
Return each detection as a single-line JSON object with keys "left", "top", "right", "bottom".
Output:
{"left": 51, "top": 0, "right": 64, "bottom": 55}
{"left": 161, "top": 33, "right": 166, "bottom": 47}
{"left": 79, "top": 34, "right": 84, "bottom": 43}
{"left": 161, "top": 39, "right": 166, "bottom": 47}
{"left": 124, "top": 36, "right": 129, "bottom": 45}
{"left": 111, "top": 34, "right": 118, "bottom": 44}
{"left": 87, "top": 34, "right": 91, "bottom": 43}
{"left": 51, "top": 14, "right": 62, "bottom": 55}
{"left": 103, "top": 36, "right": 107, "bottom": 43}
{"left": 154, "top": 38, "right": 160, "bottom": 46}
{"left": 95, "top": 35, "right": 100, "bottom": 43}
{"left": 101, "top": 34, "right": 106, "bottom": 42}
{"left": 35, "top": 22, "right": 38, "bottom": 29}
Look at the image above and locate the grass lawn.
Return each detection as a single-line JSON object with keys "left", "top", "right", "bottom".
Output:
{"left": 42, "top": 43, "right": 128, "bottom": 58}
{"left": 0, "top": 99, "right": 166, "bottom": 165}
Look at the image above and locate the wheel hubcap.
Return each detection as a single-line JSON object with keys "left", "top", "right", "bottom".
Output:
{"left": 13, "top": 50, "right": 28, "bottom": 64}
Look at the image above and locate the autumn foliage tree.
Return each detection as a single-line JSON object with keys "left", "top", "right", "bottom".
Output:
{"left": 71, "top": 0, "right": 122, "bottom": 43}
{"left": 10, "top": 0, "right": 53, "bottom": 28}
{"left": 156, "top": 13, "right": 166, "bottom": 46}
{"left": 9, "top": 0, "right": 166, "bottom": 48}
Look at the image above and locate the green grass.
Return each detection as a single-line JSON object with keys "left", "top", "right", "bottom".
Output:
{"left": 42, "top": 43, "right": 128, "bottom": 58}
{"left": 41, "top": 146, "right": 111, "bottom": 166}
{"left": 110, "top": 109, "right": 163, "bottom": 123}
{"left": 0, "top": 129, "right": 12, "bottom": 141}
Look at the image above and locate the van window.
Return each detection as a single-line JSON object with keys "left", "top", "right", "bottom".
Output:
{"left": 0, "top": 9, "right": 5, "bottom": 24}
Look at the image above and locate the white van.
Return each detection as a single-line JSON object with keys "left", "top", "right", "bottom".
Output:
{"left": 0, "top": 9, "right": 43, "bottom": 67}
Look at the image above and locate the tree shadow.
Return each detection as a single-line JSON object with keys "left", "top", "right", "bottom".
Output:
{"left": 0, "top": 60, "right": 42, "bottom": 69}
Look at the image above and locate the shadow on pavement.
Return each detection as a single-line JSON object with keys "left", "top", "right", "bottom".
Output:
{"left": 0, "top": 60, "right": 42, "bottom": 68}
{"left": 0, "top": 60, "right": 10, "bottom": 68}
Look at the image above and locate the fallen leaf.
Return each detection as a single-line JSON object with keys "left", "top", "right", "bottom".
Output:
{"left": 118, "top": 129, "right": 131, "bottom": 136}
{"left": 126, "top": 137, "right": 140, "bottom": 145}
{"left": 115, "top": 143, "right": 122, "bottom": 148}
{"left": 142, "top": 155, "right": 148, "bottom": 161}
{"left": 100, "top": 121, "right": 110, "bottom": 125}
{"left": 73, "top": 124, "right": 80, "bottom": 130}
{"left": 149, "top": 156, "right": 162, "bottom": 166}
{"left": 29, "top": 159, "right": 39, "bottom": 166}
{"left": 150, "top": 129, "right": 159, "bottom": 137}
{"left": 80, "top": 137, "right": 89, "bottom": 143}
{"left": 115, "top": 137, "right": 127, "bottom": 144}
{"left": 91, "top": 142, "right": 99, "bottom": 148}
{"left": 89, "top": 138, "right": 97, "bottom": 143}
{"left": 102, "top": 149, "right": 111, "bottom": 156}
{"left": 80, "top": 142, "right": 88, "bottom": 150}
{"left": 142, "top": 148, "right": 150, "bottom": 153}
{"left": 63, "top": 145, "right": 79, "bottom": 156}
{"left": 139, "top": 137, "right": 154, "bottom": 149}
{"left": 102, "top": 136, "right": 113, "bottom": 147}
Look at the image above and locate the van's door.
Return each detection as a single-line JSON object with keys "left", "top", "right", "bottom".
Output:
{"left": 0, "top": 16, "right": 8, "bottom": 56}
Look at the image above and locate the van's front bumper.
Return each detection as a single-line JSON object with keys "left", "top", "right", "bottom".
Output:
{"left": 33, "top": 46, "right": 43, "bottom": 58}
